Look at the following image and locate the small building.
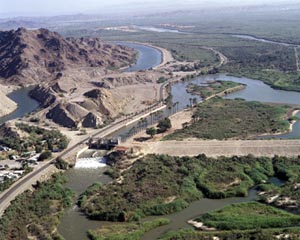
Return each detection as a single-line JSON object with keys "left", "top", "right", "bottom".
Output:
{"left": 26, "top": 153, "right": 41, "bottom": 165}
{"left": 89, "top": 138, "right": 120, "bottom": 150}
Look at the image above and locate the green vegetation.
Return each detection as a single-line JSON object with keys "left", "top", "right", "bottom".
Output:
{"left": 79, "top": 154, "right": 279, "bottom": 221}
{"left": 258, "top": 156, "right": 300, "bottom": 213}
{"left": 87, "top": 218, "right": 170, "bottom": 240}
{"left": 157, "top": 76, "right": 168, "bottom": 84}
{"left": 38, "top": 150, "right": 52, "bottom": 161}
{"left": 160, "top": 201, "right": 300, "bottom": 240}
{"left": 0, "top": 123, "right": 69, "bottom": 153}
{"left": 196, "top": 202, "right": 300, "bottom": 230}
{"left": 186, "top": 81, "right": 244, "bottom": 99}
{"left": 146, "top": 127, "right": 157, "bottom": 138}
{"left": 165, "top": 98, "right": 290, "bottom": 140}
{"left": 160, "top": 227, "right": 300, "bottom": 240}
{"left": 157, "top": 117, "right": 172, "bottom": 133}
{"left": 55, "top": 157, "right": 72, "bottom": 170}
{"left": 0, "top": 174, "right": 74, "bottom": 240}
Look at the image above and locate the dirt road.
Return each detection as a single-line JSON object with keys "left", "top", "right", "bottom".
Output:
{"left": 125, "top": 139, "right": 300, "bottom": 157}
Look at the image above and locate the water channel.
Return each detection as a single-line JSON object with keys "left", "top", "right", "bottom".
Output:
{"left": 231, "top": 34, "right": 299, "bottom": 47}
{"left": 0, "top": 86, "right": 39, "bottom": 125}
{"left": 117, "top": 42, "right": 162, "bottom": 72}
{"left": 58, "top": 43, "right": 300, "bottom": 239}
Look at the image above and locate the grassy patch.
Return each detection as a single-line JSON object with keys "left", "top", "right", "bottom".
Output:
{"left": 87, "top": 218, "right": 170, "bottom": 240}
{"left": 164, "top": 98, "right": 290, "bottom": 140}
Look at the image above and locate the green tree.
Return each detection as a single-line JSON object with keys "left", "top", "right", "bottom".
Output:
{"left": 146, "top": 127, "right": 157, "bottom": 138}
{"left": 38, "top": 151, "right": 52, "bottom": 161}
{"left": 157, "top": 118, "right": 172, "bottom": 133}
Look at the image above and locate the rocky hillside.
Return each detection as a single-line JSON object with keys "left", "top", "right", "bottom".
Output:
{"left": 0, "top": 28, "right": 135, "bottom": 85}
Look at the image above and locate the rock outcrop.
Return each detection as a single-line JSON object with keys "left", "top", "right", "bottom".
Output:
{"left": 46, "top": 104, "right": 78, "bottom": 128}
{"left": 82, "top": 112, "right": 102, "bottom": 128}
{"left": 29, "top": 85, "right": 57, "bottom": 108}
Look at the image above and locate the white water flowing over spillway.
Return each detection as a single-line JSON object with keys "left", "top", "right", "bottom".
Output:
{"left": 74, "top": 157, "right": 107, "bottom": 169}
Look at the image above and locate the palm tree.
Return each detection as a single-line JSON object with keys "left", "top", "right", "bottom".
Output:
{"left": 189, "top": 98, "right": 193, "bottom": 108}
{"left": 193, "top": 97, "right": 197, "bottom": 106}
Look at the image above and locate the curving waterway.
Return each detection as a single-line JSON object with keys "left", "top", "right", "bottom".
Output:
{"left": 117, "top": 42, "right": 162, "bottom": 72}
{"left": 231, "top": 34, "right": 299, "bottom": 47}
{"left": 58, "top": 44, "right": 300, "bottom": 239}
{"left": 0, "top": 86, "right": 39, "bottom": 125}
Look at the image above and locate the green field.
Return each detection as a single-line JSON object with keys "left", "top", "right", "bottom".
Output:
{"left": 87, "top": 218, "right": 170, "bottom": 240}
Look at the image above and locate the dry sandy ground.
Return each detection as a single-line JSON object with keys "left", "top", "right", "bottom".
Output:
{"left": 126, "top": 109, "right": 192, "bottom": 143}
{"left": 0, "top": 84, "right": 18, "bottom": 118}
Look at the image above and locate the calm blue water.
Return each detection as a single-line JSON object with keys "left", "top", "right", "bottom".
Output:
{"left": 0, "top": 86, "right": 39, "bottom": 125}
{"left": 117, "top": 42, "right": 162, "bottom": 72}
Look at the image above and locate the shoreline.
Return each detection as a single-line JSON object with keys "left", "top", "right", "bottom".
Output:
{"left": 116, "top": 41, "right": 174, "bottom": 70}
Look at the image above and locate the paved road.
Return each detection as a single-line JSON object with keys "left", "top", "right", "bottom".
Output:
{"left": 127, "top": 139, "right": 300, "bottom": 157}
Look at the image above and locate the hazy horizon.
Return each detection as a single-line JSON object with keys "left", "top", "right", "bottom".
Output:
{"left": 0, "top": 0, "right": 296, "bottom": 18}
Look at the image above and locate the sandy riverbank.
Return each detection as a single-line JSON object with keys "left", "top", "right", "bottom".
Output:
{"left": 0, "top": 84, "right": 19, "bottom": 118}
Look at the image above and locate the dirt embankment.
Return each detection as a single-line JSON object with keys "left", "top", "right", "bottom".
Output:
{"left": 131, "top": 139, "right": 300, "bottom": 157}
{"left": 0, "top": 85, "right": 18, "bottom": 118}
{"left": 204, "top": 85, "right": 246, "bottom": 101}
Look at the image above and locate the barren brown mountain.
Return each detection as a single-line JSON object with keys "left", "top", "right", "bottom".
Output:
{"left": 0, "top": 27, "right": 135, "bottom": 85}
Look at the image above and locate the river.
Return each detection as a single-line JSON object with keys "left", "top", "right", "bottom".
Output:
{"left": 0, "top": 86, "right": 39, "bottom": 125}
{"left": 117, "top": 42, "right": 162, "bottom": 72}
{"left": 58, "top": 44, "right": 300, "bottom": 240}
{"left": 232, "top": 34, "right": 299, "bottom": 47}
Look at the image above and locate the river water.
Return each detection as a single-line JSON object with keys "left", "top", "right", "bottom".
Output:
{"left": 57, "top": 44, "right": 300, "bottom": 239}
{"left": 0, "top": 86, "right": 39, "bottom": 125}
{"left": 232, "top": 34, "right": 299, "bottom": 47}
{"left": 117, "top": 42, "right": 162, "bottom": 72}
{"left": 131, "top": 25, "right": 187, "bottom": 34}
